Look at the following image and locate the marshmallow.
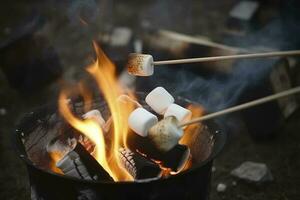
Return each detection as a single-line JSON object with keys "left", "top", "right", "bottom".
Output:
{"left": 148, "top": 116, "right": 183, "bottom": 152}
{"left": 128, "top": 108, "right": 158, "bottom": 137}
{"left": 82, "top": 110, "right": 106, "bottom": 128}
{"left": 127, "top": 53, "right": 154, "bottom": 76}
{"left": 164, "top": 104, "right": 192, "bottom": 124}
{"left": 145, "top": 87, "right": 174, "bottom": 114}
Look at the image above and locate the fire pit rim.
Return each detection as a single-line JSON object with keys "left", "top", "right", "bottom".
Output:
{"left": 14, "top": 96, "right": 226, "bottom": 185}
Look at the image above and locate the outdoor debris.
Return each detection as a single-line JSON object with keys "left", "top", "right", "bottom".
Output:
{"left": 0, "top": 108, "right": 7, "bottom": 116}
{"left": 231, "top": 161, "right": 273, "bottom": 182}
{"left": 226, "top": 0, "right": 260, "bottom": 34}
{"left": 216, "top": 183, "right": 227, "bottom": 192}
{"left": 212, "top": 166, "right": 216, "bottom": 172}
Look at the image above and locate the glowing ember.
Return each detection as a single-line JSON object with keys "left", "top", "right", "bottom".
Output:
{"left": 49, "top": 152, "right": 63, "bottom": 174}
{"left": 58, "top": 42, "right": 135, "bottom": 181}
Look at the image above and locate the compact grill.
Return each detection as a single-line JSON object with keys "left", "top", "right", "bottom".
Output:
{"left": 14, "top": 94, "right": 226, "bottom": 200}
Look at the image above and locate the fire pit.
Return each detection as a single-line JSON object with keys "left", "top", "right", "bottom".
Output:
{"left": 13, "top": 44, "right": 226, "bottom": 200}
{"left": 14, "top": 94, "right": 225, "bottom": 200}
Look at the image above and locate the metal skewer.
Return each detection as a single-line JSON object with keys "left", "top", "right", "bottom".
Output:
{"left": 153, "top": 50, "right": 300, "bottom": 66}
{"left": 179, "top": 86, "right": 300, "bottom": 127}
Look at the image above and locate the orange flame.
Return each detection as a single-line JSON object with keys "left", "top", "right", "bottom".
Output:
{"left": 180, "top": 104, "right": 205, "bottom": 146}
{"left": 49, "top": 152, "right": 63, "bottom": 174}
{"left": 58, "top": 42, "right": 135, "bottom": 181}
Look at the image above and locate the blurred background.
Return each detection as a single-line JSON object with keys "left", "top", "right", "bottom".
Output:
{"left": 0, "top": 0, "right": 300, "bottom": 199}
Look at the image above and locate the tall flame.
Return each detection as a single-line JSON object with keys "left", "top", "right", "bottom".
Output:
{"left": 58, "top": 42, "right": 135, "bottom": 181}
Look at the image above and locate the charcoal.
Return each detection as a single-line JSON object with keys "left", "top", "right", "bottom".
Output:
{"left": 56, "top": 142, "right": 113, "bottom": 182}
{"left": 119, "top": 148, "right": 162, "bottom": 180}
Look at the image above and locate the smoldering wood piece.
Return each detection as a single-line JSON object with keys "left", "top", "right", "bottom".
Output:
{"left": 119, "top": 148, "right": 162, "bottom": 180}
{"left": 23, "top": 112, "right": 66, "bottom": 171}
{"left": 77, "top": 134, "right": 96, "bottom": 155}
{"left": 56, "top": 142, "right": 113, "bottom": 182}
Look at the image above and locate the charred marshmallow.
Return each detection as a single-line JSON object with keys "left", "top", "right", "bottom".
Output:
{"left": 128, "top": 108, "right": 158, "bottom": 137}
{"left": 145, "top": 87, "right": 174, "bottom": 114}
{"left": 164, "top": 103, "right": 192, "bottom": 125}
{"left": 127, "top": 53, "right": 154, "bottom": 76}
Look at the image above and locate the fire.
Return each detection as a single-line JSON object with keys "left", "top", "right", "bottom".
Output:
{"left": 180, "top": 104, "right": 205, "bottom": 146}
{"left": 58, "top": 42, "right": 135, "bottom": 181}
{"left": 49, "top": 152, "right": 63, "bottom": 174}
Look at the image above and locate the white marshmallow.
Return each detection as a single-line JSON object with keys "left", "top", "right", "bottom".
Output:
{"left": 127, "top": 53, "right": 154, "bottom": 76}
{"left": 145, "top": 87, "right": 174, "bottom": 114}
{"left": 128, "top": 108, "right": 158, "bottom": 137}
{"left": 82, "top": 110, "right": 106, "bottom": 128}
{"left": 164, "top": 104, "right": 192, "bottom": 124}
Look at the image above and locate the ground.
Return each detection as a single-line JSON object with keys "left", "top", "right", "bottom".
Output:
{"left": 0, "top": 0, "right": 299, "bottom": 199}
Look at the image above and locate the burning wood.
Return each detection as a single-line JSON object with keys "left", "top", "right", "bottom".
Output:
{"left": 82, "top": 109, "right": 112, "bottom": 133}
{"left": 56, "top": 141, "right": 113, "bottom": 181}
{"left": 119, "top": 148, "right": 162, "bottom": 180}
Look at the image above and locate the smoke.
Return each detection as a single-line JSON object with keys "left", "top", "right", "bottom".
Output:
{"left": 66, "top": 0, "right": 100, "bottom": 25}
{"left": 136, "top": 57, "right": 278, "bottom": 135}
{"left": 140, "top": 0, "right": 194, "bottom": 33}
{"left": 138, "top": 58, "right": 276, "bottom": 111}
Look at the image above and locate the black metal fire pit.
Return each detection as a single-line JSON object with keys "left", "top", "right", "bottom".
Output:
{"left": 14, "top": 95, "right": 226, "bottom": 200}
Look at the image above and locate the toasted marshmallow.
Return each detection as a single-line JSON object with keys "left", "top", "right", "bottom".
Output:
{"left": 145, "top": 87, "right": 174, "bottom": 114}
{"left": 127, "top": 53, "right": 154, "bottom": 76}
{"left": 128, "top": 108, "right": 158, "bottom": 137}
{"left": 148, "top": 116, "right": 183, "bottom": 152}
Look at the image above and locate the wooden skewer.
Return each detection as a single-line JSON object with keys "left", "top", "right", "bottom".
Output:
{"left": 153, "top": 50, "right": 300, "bottom": 66}
{"left": 179, "top": 86, "right": 300, "bottom": 127}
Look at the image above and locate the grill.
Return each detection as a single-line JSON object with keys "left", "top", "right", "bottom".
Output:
{"left": 14, "top": 94, "right": 226, "bottom": 200}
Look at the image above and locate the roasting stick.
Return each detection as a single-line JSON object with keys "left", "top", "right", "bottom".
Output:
{"left": 154, "top": 50, "right": 300, "bottom": 65}
{"left": 179, "top": 86, "right": 300, "bottom": 127}
{"left": 127, "top": 50, "right": 300, "bottom": 76}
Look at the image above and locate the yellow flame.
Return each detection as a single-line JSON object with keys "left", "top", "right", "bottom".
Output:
{"left": 59, "top": 92, "right": 115, "bottom": 178}
{"left": 59, "top": 42, "right": 135, "bottom": 181}
{"left": 78, "top": 82, "right": 93, "bottom": 113}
